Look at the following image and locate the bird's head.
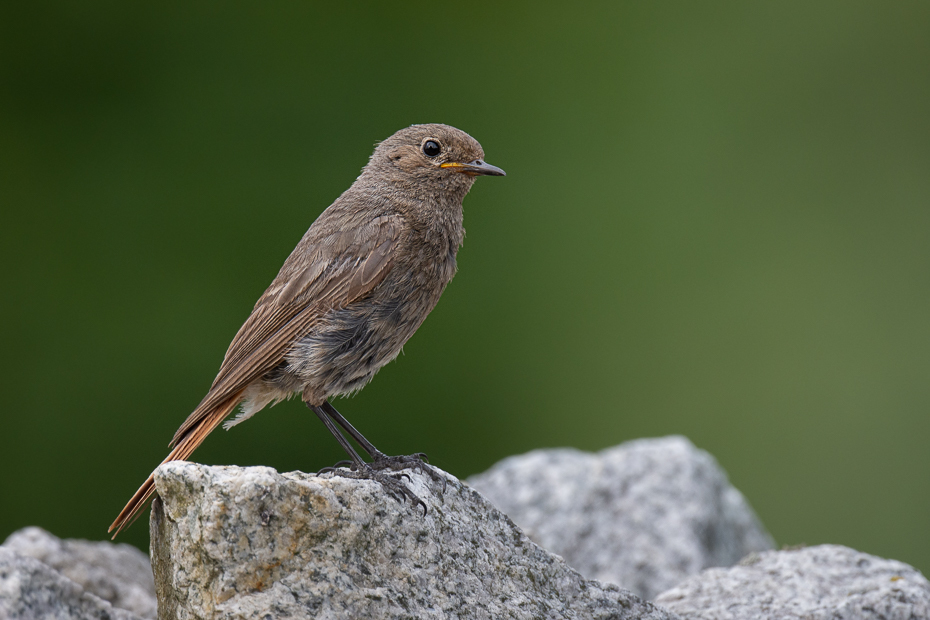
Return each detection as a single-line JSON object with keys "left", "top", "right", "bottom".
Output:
{"left": 366, "top": 124, "right": 505, "bottom": 194}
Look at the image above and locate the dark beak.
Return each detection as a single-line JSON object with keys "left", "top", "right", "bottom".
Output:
{"left": 440, "top": 159, "right": 506, "bottom": 177}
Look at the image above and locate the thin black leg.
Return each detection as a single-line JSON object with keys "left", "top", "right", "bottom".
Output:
{"left": 320, "top": 400, "right": 383, "bottom": 459}
{"left": 308, "top": 403, "right": 365, "bottom": 469}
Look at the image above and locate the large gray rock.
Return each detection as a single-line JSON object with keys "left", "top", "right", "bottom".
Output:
{"left": 3, "top": 526, "right": 157, "bottom": 618}
{"left": 0, "top": 547, "right": 145, "bottom": 620}
{"left": 466, "top": 436, "right": 774, "bottom": 599}
{"left": 149, "top": 461, "right": 679, "bottom": 620}
{"left": 654, "top": 544, "right": 930, "bottom": 619}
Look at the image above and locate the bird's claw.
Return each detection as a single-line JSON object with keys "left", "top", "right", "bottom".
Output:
{"left": 318, "top": 460, "right": 429, "bottom": 515}
{"left": 316, "top": 459, "right": 356, "bottom": 475}
{"left": 369, "top": 453, "right": 444, "bottom": 487}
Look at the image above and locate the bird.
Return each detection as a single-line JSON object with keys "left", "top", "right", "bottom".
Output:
{"left": 109, "top": 123, "right": 505, "bottom": 536}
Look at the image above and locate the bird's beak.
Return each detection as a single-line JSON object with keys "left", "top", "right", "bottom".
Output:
{"left": 440, "top": 159, "right": 506, "bottom": 177}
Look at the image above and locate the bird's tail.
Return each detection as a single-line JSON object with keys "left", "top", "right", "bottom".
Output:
{"left": 108, "top": 389, "right": 245, "bottom": 538}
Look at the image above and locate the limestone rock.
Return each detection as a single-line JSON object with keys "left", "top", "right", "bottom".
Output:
{"left": 654, "top": 544, "right": 930, "bottom": 619}
{"left": 0, "top": 546, "right": 145, "bottom": 620}
{"left": 466, "top": 436, "right": 774, "bottom": 599}
{"left": 149, "top": 461, "right": 679, "bottom": 620}
{"left": 3, "top": 526, "right": 156, "bottom": 618}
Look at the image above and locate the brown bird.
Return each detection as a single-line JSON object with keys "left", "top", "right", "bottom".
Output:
{"left": 109, "top": 124, "right": 504, "bottom": 536}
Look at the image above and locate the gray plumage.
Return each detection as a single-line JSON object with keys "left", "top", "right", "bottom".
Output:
{"left": 110, "top": 123, "right": 504, "bottom": 535}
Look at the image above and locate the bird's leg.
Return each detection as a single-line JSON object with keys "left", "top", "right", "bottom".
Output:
{"left": 308, "top": 404, "right": 366, "bottom": 473}
{"left": 321, "top": 400, "right": 444, "bottom": 488}
{"left": 308, "top": 402, "right": 431, "bottom": 513}
{"left": 319, "top": 400, "right": 383, "bottom": 459}
{"left": 321, "top": 401, "right": 428, "bottom": 463}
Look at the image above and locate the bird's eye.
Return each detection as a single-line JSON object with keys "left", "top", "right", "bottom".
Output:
{"left": 422, "top": 140, "right": 441, "bottom": 157}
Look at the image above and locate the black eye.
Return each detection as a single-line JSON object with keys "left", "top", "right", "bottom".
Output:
{"left": 422, "top": 139, "right": 441, "bottom": 157}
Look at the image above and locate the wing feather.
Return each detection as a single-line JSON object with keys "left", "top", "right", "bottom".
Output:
{"left": 170, "top": 214, "right": 400, "bottom": 447}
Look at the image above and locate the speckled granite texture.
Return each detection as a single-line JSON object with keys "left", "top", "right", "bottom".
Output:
{"left": 149, "top": 461, "right": 678, "bottom": 620}
{"left": 655, "top": 544, "right": 930, "bottom": 620}
{"left": 0, "top": 546, "right": 145, "bottom": 620}
{"left": 3, "top": 526, "right": 156, "bottom": 618}
{"left": 467, "top": 436, "right": 774, "bottom": 599}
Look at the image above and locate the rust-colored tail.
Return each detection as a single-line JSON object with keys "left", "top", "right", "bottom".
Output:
{"left": 108, "top": 389, "right": 245, "bottom": 538}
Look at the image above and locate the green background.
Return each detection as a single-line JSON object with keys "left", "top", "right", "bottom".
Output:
{"left": 2, "top": 2, "right": 928, "bottom": 578}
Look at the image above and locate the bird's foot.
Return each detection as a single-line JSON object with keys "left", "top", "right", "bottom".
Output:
{"left": 368, "top": 452, "right": 447, "bottom": 490}
{"left": 317, "top": 455, "right": 439, "bottom": 515}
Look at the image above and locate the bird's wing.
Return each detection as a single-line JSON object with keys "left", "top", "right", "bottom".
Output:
{"left": 169, "top": 213, "right": 400, "bottom": 447}
{"left": 110, "top": 212, "right": 400, "bottom": 537}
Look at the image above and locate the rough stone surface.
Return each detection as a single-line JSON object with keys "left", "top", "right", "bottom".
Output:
{"left": 654, "top": 544, "right": 930, "bottom": 619}
{"left": 0, "top": 546, "right": 145, "bottom": 620}
{"left": 3, "top": 526, "right": 157, "bottom": 618}
{"left": 466, "top": 436, "right": 774, "bottom": 599}
{"left": 149, "top": 461, "right": 679, "bottom": 620}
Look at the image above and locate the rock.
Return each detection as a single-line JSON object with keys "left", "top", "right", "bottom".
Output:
{"left": 466, "top": 436, "right": 774, "bottom": 600}
{"left": 149, "top": 461, "right": 679, "bottom": 620}
{"left": 0, "top": 546, "right": 145, "bottom": 620}
{"left": 3, "top": 526, "right": 157, "bottom": 618}
{"left": 654, "top": 544, "right": 930, "bottom": 619}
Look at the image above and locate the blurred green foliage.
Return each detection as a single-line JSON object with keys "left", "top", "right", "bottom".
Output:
{"left": 1, "top": 2, "right": 928, "bottom": 575}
